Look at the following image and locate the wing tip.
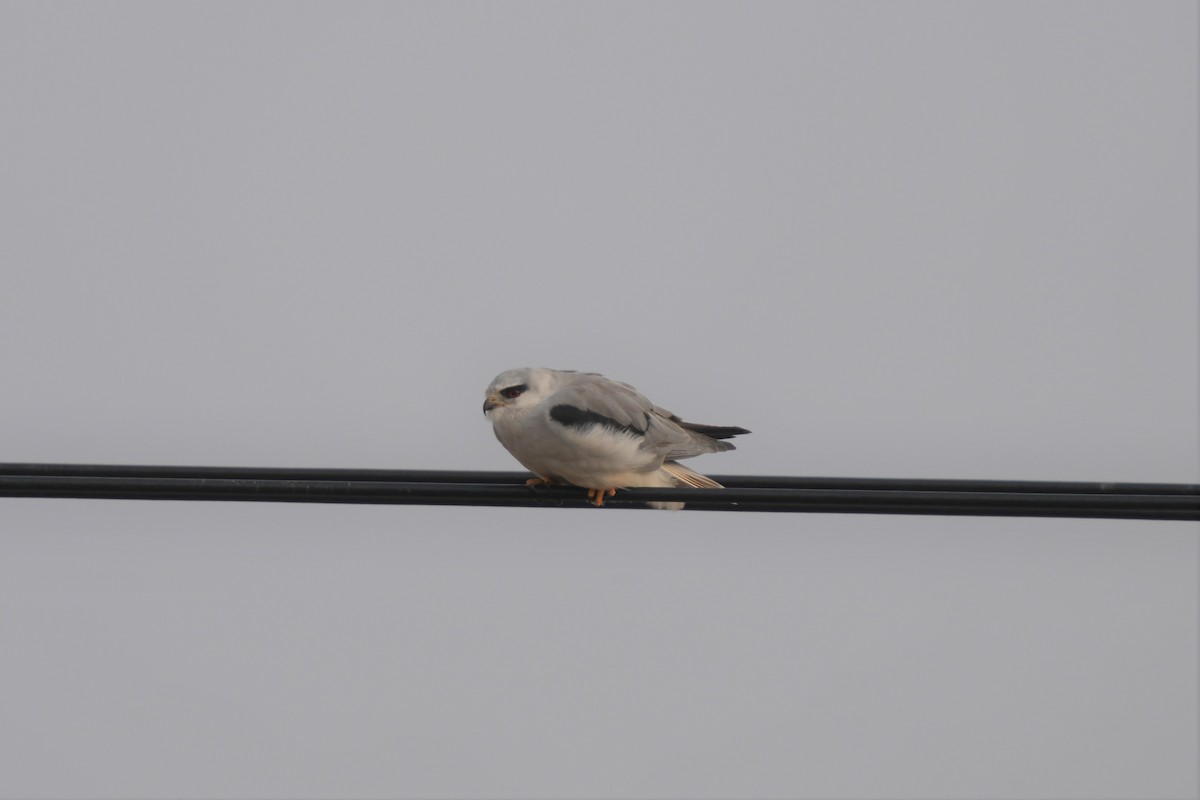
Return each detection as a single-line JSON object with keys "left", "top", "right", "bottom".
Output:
{"left": 676, "top": 421, "right": 751, "bottom": 440}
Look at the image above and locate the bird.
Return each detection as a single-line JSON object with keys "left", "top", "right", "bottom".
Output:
{"left": 482, "top": 368, "right": 749, "bottom": 509}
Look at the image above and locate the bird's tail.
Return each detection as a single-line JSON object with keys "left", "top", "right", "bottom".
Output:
{"left": 661, "top": 461, "right": 724, "bottom": 489}
{"left": 649, "top": 461, "right": 724, "bottom": 510}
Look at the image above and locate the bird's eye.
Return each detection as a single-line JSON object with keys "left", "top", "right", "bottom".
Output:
{"left": 501, "top": 385, "right": 526, "bottom": 399}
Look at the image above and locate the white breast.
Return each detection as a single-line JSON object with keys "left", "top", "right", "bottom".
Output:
{"left": 491, "top": 405, "right": 661, "bottom": 488}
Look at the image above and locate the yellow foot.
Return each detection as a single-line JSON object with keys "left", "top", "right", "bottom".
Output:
{"left": 526, "top": 477, "right": 552, "bottom": 487}
{"left": 586, "top": 488, "right": 618, "bottom": 507}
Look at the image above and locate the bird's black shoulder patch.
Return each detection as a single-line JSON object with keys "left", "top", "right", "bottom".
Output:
{"left": 550, "top": 404, "right": 645, "bottom": 438}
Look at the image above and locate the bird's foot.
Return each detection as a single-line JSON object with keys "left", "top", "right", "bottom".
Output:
{"left": 586, "top": 488, "right": 618, "bottom": 507}
{"left": 525, "top": 477, "right": 552, "bottom": 487}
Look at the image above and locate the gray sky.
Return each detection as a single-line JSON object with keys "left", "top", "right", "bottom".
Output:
{"left": 1, "top": 2, "right": 1197, "bottom": 798}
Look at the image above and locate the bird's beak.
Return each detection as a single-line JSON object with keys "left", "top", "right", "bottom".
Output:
{"left": 483, "top": 396, "right": 499, "bottom": 414}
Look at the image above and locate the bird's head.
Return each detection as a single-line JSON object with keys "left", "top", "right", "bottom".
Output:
{"left": 483, "top": 367, "right": 557, "bottom": 418}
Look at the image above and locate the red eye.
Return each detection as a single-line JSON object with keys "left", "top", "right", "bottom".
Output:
{"left": 501, "top": 385, "right": 525, "bottom": 399}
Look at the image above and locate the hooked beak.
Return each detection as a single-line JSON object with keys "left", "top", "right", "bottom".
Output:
{"left": 483, "top": 395, "right": 499, "bottom": 414}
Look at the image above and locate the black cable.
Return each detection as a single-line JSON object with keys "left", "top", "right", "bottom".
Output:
{"left": 1, "top": 463, "right": 1196, "bottom": 520}
{"left": 2, "top": 462, "right": 1195, "bottom": 494}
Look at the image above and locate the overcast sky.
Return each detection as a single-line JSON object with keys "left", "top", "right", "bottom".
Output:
{"left": 1, "top": 2, "right": 1197, "bottom": 798}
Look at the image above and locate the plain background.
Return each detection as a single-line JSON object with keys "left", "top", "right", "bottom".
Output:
{"left": 1, "top": 2, "right": 1197, "bottom": 798}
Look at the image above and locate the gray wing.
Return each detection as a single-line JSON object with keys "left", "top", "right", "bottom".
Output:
{"left": 545, "top": 373, "right": 747, "bottom": 461}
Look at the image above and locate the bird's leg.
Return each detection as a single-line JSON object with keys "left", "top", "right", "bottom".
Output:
{"left": 525, "top": 476, "right": 552, "bottom": 487}
{"left": 586, "top": 488, "right": 618, "bottom": 507}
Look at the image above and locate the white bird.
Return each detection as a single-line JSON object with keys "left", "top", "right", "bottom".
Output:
{"left": 483, "top": 368, "right": 749, "bottom": 509}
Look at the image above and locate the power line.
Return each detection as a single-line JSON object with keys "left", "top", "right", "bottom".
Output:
{"left": 1, "top": 463, "right": 1196, "bottom": 520}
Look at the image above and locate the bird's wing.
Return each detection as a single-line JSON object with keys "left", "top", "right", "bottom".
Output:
{"left": 543, "top": 375, "right": 653, "bottom": 438}
{"left": 544, "top": 374, "right": 741, "bottom": 461}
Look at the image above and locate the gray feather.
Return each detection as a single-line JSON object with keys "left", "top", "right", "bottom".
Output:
{"left": 546, "top": 372, "right": 747, "bottom": 462}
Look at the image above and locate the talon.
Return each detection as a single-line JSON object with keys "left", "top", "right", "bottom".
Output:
{"left": 526, "top": 477, "right": 550, "bottom": 487}
{"left": 586, "top": 487, "right": 617, "bottom": 507}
